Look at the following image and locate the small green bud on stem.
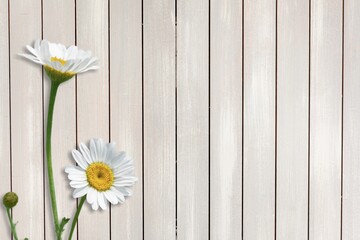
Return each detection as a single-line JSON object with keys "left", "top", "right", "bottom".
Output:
{"left": 3, "top": 192, "right": 18, "bottom": 209}
{"left": 3, "top": 192, "right": 20, "bottom": 240}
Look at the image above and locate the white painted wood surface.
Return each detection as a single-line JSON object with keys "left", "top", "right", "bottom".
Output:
{"left": 10, "top": 0, "right": 44, "bottom": 239}
{"left": 277, "top": 0, "right": 309, "bottom": 239}
{"left": 1, "top": 0, "right": 360, "bottom": 239}
{"left": 143, "top": 0, "right": 176, "bottom": 239}
{"left": 243, "top": 0, "right": 276, "bottom": 238}
{"left": 177, "top": 0, "right": 209, "bottom": 239}
{"left": 309, "top": 0, "right": 343, "bottom": 239}
{"left": 343, "top": 0, "right": 360, "bottom": 238}
{"left": 210, "top": 0, "right": 242, "bottom": 239}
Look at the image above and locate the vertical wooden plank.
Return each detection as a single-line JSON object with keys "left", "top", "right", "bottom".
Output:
{"left": 110, "top": 0, "right": 143, "bottom": 239}
{"left": 10, "top": 0, "right": 44, "bottom": 239}
{"left": 143, "top": 0, "right": 176, "bottom": 239}
{"left": 243, "top": 0, "right": 276, "bottom": 238}
{"left": 309, "top": 0, "right": 343, "bottom": 239}
{"left": 343, "top": 0, "right": 360, "bottom": 238}
{"left": 77, "top": 0, "right": 110, "bottom": 238}
{"left": 177, "top": 0, "right": 209, "bottom": 239}
{"left": 277, "top": 0, "right": 309, "bottom": 239}
{"left": 42, "top": 0, "right": 76, "bottom": 239}
{"left": 210, "top": 0, "right": 242, "bottom": 239}
{"left": 0, "top": 0, "right": 11, "bottom": 238}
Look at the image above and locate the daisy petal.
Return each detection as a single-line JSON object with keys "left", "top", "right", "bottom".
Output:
{"left": 96, "top": 139, "right": 106, "bottom": 161}
{"left": 119, "top": 176, "right": 138, "bottom": 181}
{"left": 79, "top": 142, "right": 93, "bottom": 164}
{"left": 111, "top": 187, "right": 125, "bottom": 203}
{"left": 40, "top": 40, "right": 51, "bottom": 61}
{"left": 77, "top": 58, "right": 99, "bottom": 73}
{"left": 111, "top": 152, "right": 127, "bottom": 168}
{"left": 73, "top": 186, "right": 90, "bottom": 198}
{"left": 116, "top": 187, "right": 133, "bottom": 197}
{"left": 59, "top": 59, "right": 74, "bottom": 72}
{"left": 19, "top": 53, "right": 43, "bottom": 65}
{"left": 67, "top": 172, "right": 87, "bottom": 181}
{"left": 34, "top": 39, "right": 41, "bottom": 52}
{"left": 72, "top": 149, "right": 88, "bottom": 169}
{"left": 65, "top": 45, "right": 78, "bottom": 60}
{"left": 104, "top": 190, "right": 119, "bottom": 205}
{"left": 98, "top": 192, "right": 107, "bottom": 210}
{"left": 72, "top": 58, "right": 90, "bottom": 73}
{"left": 86, "top": 187, "right": 97, "bottom": 204}
{"left": 70, "top": 181, "right": 88, "bottom": 189}
{"left": 113, "top": 179, "right": 136, "bottom": 187}
{"left": 65, "top": 166, "right": 85, "bottom": 174}
{"left": 26, "top": 45, "right": 40, "bottom": 58}
{"left": 68, "top": 59, "right": 84, "bottom": 72}
{"left": 113, "top": 164, "right": 134, "bottom": 177}
{"left": 91, "top": 200, "right": 99, "bottom": 211}
{"left": 90, "top": 139, "right": 98, "bottom": 162}
{"left": 82, "top": 65, "right": 99, "bottom": 72}
{"left": 105, "top": 142, "right": 116, "bottom": 163}
{"left": 78, "top": 65, "right": 99, "bottom": 73}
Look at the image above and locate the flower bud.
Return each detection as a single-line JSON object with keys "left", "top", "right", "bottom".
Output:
{"left": 2, "top": 192, "right": 18, "bottom": 209}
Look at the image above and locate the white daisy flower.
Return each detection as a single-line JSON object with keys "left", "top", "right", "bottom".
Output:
{"left": 65, "top": 139, "right": 137, "bottom": 210}
{"left": 19, "top": 39, "right": 98, "bottom": 83}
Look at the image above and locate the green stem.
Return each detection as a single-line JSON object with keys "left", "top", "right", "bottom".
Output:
{"left": 68, "top": 196, "right": 86, "bottom": 240}
{"left": 46, "top": 82, "right": 61, "bottom": 239}
{"left": 6, "top": 208, "right": 18, "bottom": 240}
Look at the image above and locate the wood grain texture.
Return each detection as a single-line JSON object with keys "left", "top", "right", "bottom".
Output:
{"left": 343, "top": 0, "right": 360, "bottom": 238}
{"left": 276, "top": 0, "right": 309, "bottom": 239}
{"left": 177, "top": 0, "right": 209, "bottom": 239}
{"left": 2, "top": 1, "right": 360, "bottom": 239}
{"left": 309, "top": 0, "right": 343, "bottom": 239}
{"left": 0, "top": 0, "right": 11, "bottom": 238}
{"left": 110, "top": 0, "right": 143, "bottom": 239}
{"left": 210, "top": 0, "right": 242, "bottom": 239}
{"left": 42, "top": 0, "right": 77, "bottom": 239}
{"left": 243, "top": 0, "right": 276, "bottom": 238}
{"left": 76, "top": 0, "right": 110, "bottom": 238}
{"left": 10, "top": 0, "right": 44, "bottom": 239}
{"left": 143, "top": 0, "right": 176, "bottom": 239}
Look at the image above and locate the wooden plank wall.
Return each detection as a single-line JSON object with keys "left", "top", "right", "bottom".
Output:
{"left": 277, "top": 0, "right": 309, "bottom": 239}
{"left": 10, "top": 0, "right": 44, "bottom": 239}
{"left": 1, "top": 0, "right": 359, "bottom": 239}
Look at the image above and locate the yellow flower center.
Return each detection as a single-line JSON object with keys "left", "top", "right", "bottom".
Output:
{"left": 86, "top": 162, "right": 114, "bottom": 192}
{"left": 51, "top": 57, "right": 67, "bottom": 66}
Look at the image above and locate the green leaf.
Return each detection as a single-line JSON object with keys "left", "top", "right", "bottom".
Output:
{"left": 59, "top": 217, "right": 70, "bottom": 233}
